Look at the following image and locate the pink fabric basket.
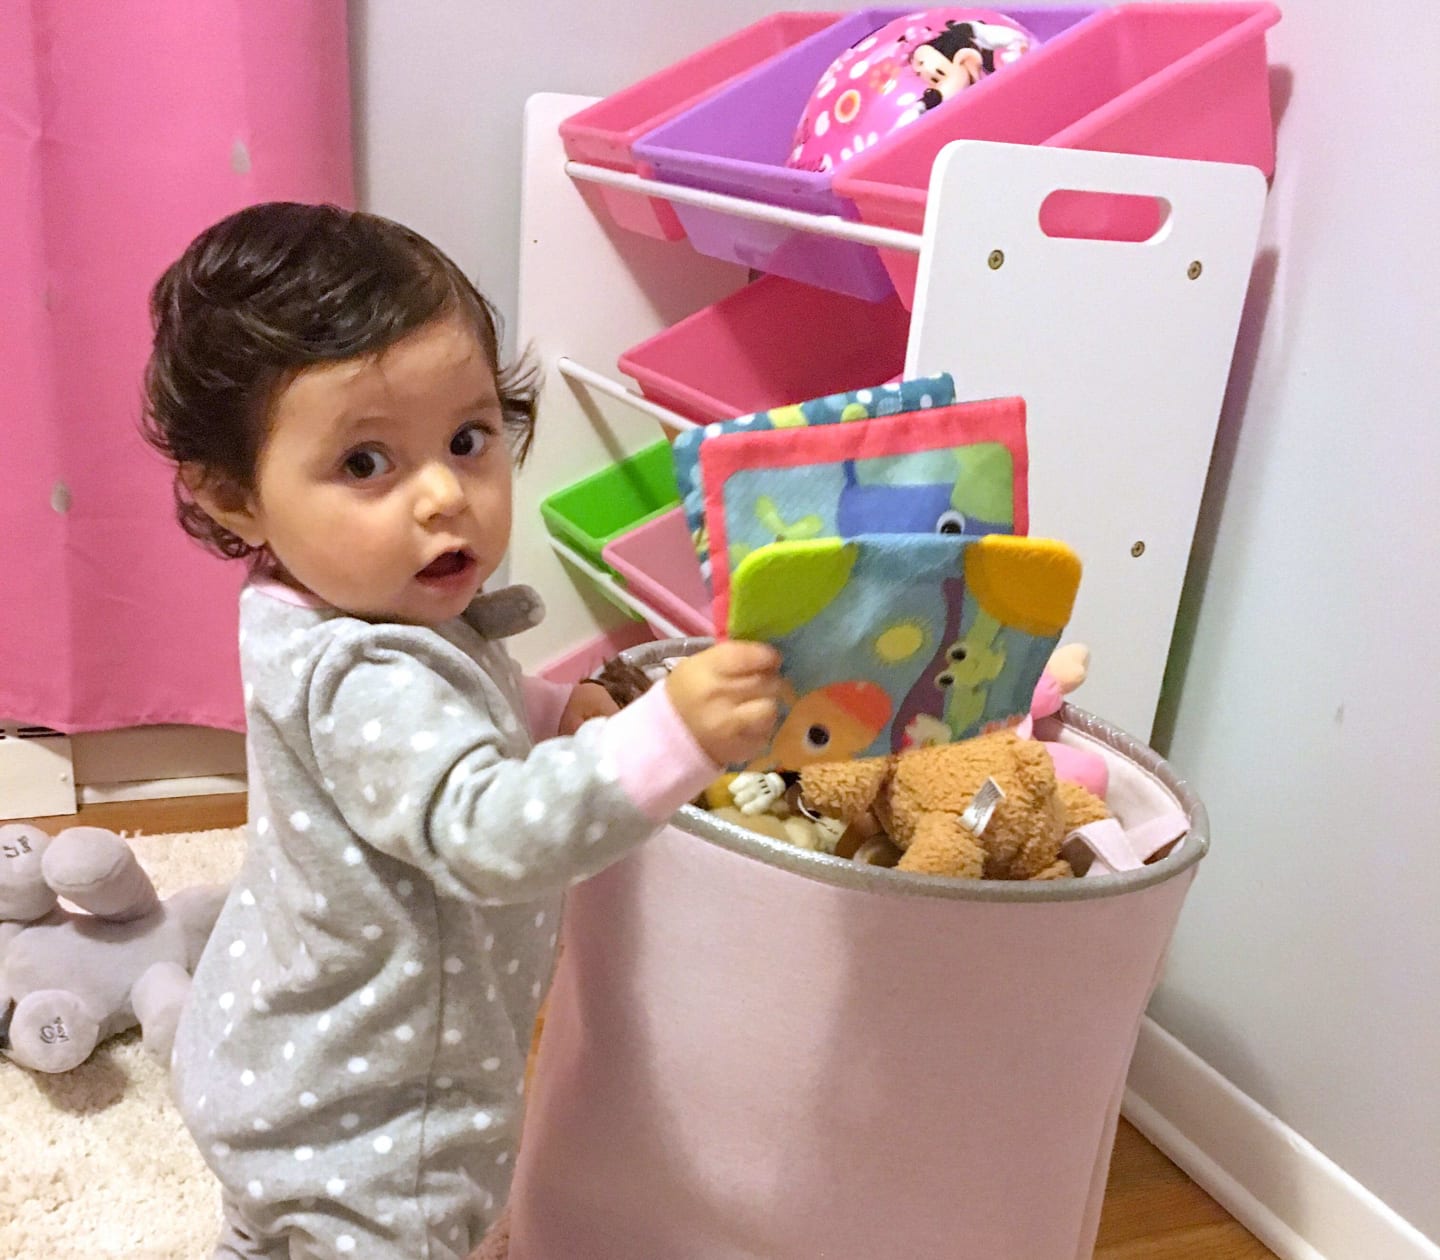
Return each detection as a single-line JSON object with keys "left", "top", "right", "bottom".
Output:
{"left": 506, "top": 641, "right": 1208, "bottom": 1259}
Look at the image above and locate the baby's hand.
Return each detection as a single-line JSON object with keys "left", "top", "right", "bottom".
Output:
{"left": 666, "top": 641, "right": 782, "bottom": 767}
{"left": 558, "top": 681, "right": 620, "bottom": 735}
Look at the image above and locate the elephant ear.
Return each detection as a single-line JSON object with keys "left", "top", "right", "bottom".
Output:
{"left": 799, "top": 756, "right": 894, "bottom": 823}
{"left": 728, "top": 539, "right": 858, "bottom": 640}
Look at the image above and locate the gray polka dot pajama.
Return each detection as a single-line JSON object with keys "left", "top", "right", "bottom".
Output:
{"left": 173, "top": 582, "right": 716, "bottom": 1258}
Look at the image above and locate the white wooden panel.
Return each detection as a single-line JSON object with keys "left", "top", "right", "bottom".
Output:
{"left": 0, "top": 726, "right": 76, "bottom": 819}
{"left": 907, "top": 141, "right": 1266, "bottom": 739}
{"left": 511, "top": 94, "right": 748, "bottom": 668}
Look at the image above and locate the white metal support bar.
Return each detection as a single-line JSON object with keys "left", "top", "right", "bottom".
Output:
{"left": 547, "top": 536, "right": 686, "bottom": 640}
{"left": 564, "top": 162, "right": 924, "bottom": 253}
{"left": 557, "top": 357, "right": 698, "bottom": 432}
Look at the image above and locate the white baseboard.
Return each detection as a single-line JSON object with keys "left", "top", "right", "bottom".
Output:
{"left": 1123, "top": 1016, "right": 1439, "bottom": 1260}
{"left": 79, "top": 774, "right": 248, "bottom": 805}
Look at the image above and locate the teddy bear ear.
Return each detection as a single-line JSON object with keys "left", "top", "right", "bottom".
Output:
{"left": 799, "top": 756, "right": 893, "bottom": 822}
{"left": 1010, "top": 736, "right": 1058, "bottom": 798}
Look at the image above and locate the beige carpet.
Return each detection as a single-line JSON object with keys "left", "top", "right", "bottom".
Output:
{"left": 1, "top": 827, "right": 247, "bottom": 1259}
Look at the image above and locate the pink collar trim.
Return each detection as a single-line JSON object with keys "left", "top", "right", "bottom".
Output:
{"left": 246, "top": 577, "right": 330, "bottom": 610}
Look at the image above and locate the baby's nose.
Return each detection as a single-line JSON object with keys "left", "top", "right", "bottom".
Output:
{"left": 415, "top": 463, "right": 465, "bottom": 520}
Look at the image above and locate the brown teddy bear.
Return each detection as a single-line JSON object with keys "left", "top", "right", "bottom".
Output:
{"left": 796, "top": 729, "right": 1109, "bottom": 880}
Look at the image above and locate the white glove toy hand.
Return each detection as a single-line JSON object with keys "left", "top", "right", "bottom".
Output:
{"left": 730, "top": 771, "right": 786, "bottom": 815}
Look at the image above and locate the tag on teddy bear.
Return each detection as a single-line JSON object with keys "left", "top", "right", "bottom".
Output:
{"left": 960, "top": 777, "right": 1005, "bottom": 835}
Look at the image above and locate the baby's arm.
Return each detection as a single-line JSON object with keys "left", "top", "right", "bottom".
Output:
{"left": 308, "top": 628, "right": 718, "bottom": 904}
{"left": 519, "top": 674, "right": 572, "bottom": 740}
{"left": 521, "top": 673, "right": 619, "bottom": 740}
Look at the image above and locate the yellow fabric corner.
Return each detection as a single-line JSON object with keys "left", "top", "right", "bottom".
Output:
{"left": 964, "top": 536, "right": 1081, "bottom": 636}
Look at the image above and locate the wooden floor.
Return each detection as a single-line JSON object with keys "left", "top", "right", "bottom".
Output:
{"left": 21, "top": 795, "right": 1274, "bottom": 1258}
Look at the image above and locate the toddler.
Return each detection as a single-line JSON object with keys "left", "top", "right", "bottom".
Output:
{"left": 143, "top": 202, "right": 780, "bottom": 1259}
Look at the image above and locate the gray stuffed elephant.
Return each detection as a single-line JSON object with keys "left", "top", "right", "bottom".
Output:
{"left": 0, "top": 823, "right": 227, "bottom": 1073}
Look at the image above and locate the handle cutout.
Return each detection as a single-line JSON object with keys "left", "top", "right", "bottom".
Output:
{"left": 1038, "top": 190, "right": 1171, "bottom": 243}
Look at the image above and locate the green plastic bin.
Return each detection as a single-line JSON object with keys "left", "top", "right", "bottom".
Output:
{"left": 539, "top": 441, "right": 682, "bottom": 575}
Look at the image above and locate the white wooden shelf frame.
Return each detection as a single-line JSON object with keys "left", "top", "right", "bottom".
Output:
{"left": 516, "top": 93, "right": 1266, "bottom": 744}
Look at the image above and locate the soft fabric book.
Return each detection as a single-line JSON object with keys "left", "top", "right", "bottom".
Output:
{"left": 726, "top": 533, "right": 1081, "bottom": 772}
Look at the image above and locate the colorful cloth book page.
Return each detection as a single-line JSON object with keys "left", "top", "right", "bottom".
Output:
{"left": 670, "top": 372, "right": 957, "bottom": 583}
{"left": 726, "top": 533, "right": 1081, "bottom": 773}
{"left": 699, "top": 396, "right": 1029, "bottom": 633}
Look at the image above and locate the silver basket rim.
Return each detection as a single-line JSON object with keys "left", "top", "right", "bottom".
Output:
{"left": 619, "top": 637, "right": 1210, "bottom": 904}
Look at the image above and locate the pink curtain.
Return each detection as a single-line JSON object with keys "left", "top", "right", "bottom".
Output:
{"left": 0, "top": 1, "right": 353, "bottom": 734}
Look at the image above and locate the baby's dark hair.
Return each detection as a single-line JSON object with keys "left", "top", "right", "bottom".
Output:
{"left": 141, "top": 202, "right": 537, "bottom": 561}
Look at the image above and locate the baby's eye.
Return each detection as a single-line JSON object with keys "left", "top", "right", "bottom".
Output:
{"left": 343, "top": 448, "right": 393, "bottom": 480}
{"left": 450, "top": 423, "right": 490, "bottom": 458}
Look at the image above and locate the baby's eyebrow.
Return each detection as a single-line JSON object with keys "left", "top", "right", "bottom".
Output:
{"left": 330, "top": 411, "right": 394, "bottom": 440}
{"left": 455, "top": 393, "right": 501, "bottom": 416}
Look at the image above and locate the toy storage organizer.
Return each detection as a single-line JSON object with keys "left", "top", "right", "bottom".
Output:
{"left": 518, "top": 98, "right": 1269, "bottom": 737}
{"left": 507, "top": 643, "right": 1210, "bottom": 1260}
{"left": 508, "top": 6, "right": 1270, "bottom": 1247}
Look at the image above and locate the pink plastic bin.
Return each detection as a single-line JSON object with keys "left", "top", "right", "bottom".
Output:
{"left": 602, "top": 508, "right": 714, "bottom": 638}
{"left": 506, "top": 641, "right": 1210, "bottom": 1260}
{"left": 559, "top": 11, "right": 839, "bottom": 240}
{"left": 834, "top": 1, "right": 1282, "bottom": 304}
{"left": 617, "top": 275, "right": 911, "bottom": 427}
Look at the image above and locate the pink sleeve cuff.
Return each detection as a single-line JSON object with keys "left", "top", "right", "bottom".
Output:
{"left": 602, "top": 681, "right": 722, "bottom": 824}
{"left": 521, "top": 674, "right": 573, "bottom": 742}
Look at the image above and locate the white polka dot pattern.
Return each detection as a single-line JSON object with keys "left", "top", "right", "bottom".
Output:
{"left": 184, "top": 601, "right": 711, "bottom": 1240}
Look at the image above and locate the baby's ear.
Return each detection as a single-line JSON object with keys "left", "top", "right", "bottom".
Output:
{"left": 182, "top": 464, "right": 264, "bottom": 547}
{"left": 800, "top": 756, "right": 892, "bottom": 822}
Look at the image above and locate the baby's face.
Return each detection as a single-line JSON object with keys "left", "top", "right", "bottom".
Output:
{"left": 247, "top": 312, "right": 512, "bottom": 625}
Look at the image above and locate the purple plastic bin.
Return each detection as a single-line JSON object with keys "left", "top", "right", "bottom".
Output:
{"left": 632, "top": 6, "right": 1096, "bottom": 299}
{"left": 602, "top": 509, "right": 714, "bottom": 638}
{"left": 834, "top": 2, "right": 1281, "bottom": 304}
{"left": 560, "top": 12, "right": 840, "bottom": 240}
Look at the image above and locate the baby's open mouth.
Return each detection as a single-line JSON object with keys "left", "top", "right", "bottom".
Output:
{"left": 417, "top": 550, "right": 474, "bottom": 581}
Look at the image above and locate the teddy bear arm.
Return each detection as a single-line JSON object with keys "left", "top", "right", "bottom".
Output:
{"left": 898, "top": 812, "right": 986, "bottom": 880}
{"left": 1057, "top": 780, "right": 1110, "bottom": 830}
{"left": 798, "top": 756, "right": 893, "bottom": 823}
